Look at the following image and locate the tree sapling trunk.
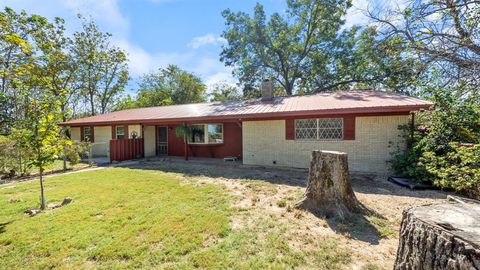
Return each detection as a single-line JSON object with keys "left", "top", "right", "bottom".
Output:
{"left": 39, "top": 167, "right": 46, "bottom": 210}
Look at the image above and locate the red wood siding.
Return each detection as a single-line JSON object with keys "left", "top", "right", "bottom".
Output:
{"left": 285, "top": 119, "right": 295, "bottom": 140}
{"left": 167, "top": 122, "right": 242, "bottom": 159}
{"left": 111, "top": 125, "right": 116, "bottom": 139}
{"left": 343, "top": 116, "right": 355, "bottom": 140}
{"left": 110, "top": 138, "right": 144, "bottom": 162}
{"left": 90, "top": 126, "right": 95, "bottom": 143}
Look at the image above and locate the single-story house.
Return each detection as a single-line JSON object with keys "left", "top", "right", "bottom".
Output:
{"left": 62, "top": 85, "right": 432, "bottom": 173}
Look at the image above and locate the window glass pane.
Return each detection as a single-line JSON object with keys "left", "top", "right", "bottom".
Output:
{"left": 295, "top": 119, "right": 317, "bottom": 140}
{"left": 188, "top": 125, "right": 205, "bottom": 143}
{"left": 207, "top": 124, "right": 223, "bottom": 143}
{"left": 318, "top": 118, "right": 343, "bottom": 140}
{"left": 84, "top": 127, "right": 91, "bottom": 141}
{"left": 116, "top": 126, "right": 125, "bottom": 139}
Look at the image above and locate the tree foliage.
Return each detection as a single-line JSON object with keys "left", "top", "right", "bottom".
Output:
{"left": 72, "top": 16, "right": 129, "bottom": 115}
{"left": 221, "top": 0, "right": 419, "bottom": 96}
{"left": 389, "top": 84, "right": 480, "bottom": 197}
{"left": 116, "top": 65, "right": 206, "bottom": 110}
{"left": 208, "top": 81, "right": 242, "bottom": 102}
{"left": 370, "top": 0, "right": 480, "bottom": 93}
{"left": 380, "top": 0, "right": 480, "bottom": 198}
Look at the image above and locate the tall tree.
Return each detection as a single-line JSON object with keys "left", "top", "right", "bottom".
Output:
{"left": 209, "top": 81, "right": 242, "bottom": 102}
{"left": 369, "top": 0, "right": 480, "bottom": 94}
{"left": 116, "top": 65, "right": 206, "bottom": 110}
{"left": 221, "top": 0, "right": 350, "bottom": 96}
{"left": 72, "top": 16, "right": 128, "bottom": 116}
{"left": 305, "top": 26, "right": 421, "bottom": 94}
{"left": 0, "top": 8, "right": 52, "bottom": 133}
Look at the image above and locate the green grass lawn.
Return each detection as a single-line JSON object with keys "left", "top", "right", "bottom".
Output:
{"left": 0, "top": 167, "right": 350, "bottom": 269}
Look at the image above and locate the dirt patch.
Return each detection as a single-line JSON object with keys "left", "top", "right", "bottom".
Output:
{"left": 125, "top": 160, "right": 447, "bottom": 269}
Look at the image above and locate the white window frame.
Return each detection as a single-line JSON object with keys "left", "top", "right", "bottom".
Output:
{"left": 295, "top": 118, "right": 343, "bottom": 141}
{"left": 84, "top": 127, "right": 91, "bottom": 142}
{"left": 187, "top": 123, "right": 224, "bottom": 145}
{"left": 116, "top": 126, "right": 125, "bottom": 139}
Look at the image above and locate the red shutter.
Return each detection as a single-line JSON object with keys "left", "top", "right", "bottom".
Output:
{"left": 90, "top": 126, "right": 95, "bottom": 143}
{"left": 80, "top": 127, "right": 85, "bottom": 142}
{"left": 343, "top": 116, "right": 355, "bottom": 140}
{"left": 285, "top": 119, "right": 295, "bottom": 140}
{"left": 112, "top": 125, "right": 116, "bottom": 139}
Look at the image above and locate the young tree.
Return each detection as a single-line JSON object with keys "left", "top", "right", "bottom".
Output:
{"left": 25, "top": 97, "right": 64, "bottom": 209}
{"left": 72, "top": 16, "right": 128, "bottom": 116}
{"left": 175, "top": 125, "right": 192, "bottom": 161}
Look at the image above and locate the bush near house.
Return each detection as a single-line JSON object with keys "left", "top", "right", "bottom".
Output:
{"left": 389, "top": 88, "right": 480, "bottom": 199}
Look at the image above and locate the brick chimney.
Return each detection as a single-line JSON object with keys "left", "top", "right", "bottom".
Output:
{"left": 261, "top": 79, "right": 274, "bottom": 101}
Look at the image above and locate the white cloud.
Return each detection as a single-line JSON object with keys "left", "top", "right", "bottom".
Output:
{"left": 63, "top": 0, "right": 129, "bottom": 35}
{"left": 1, "top": 0, "right": 236, "bottom": 89}
{"left": 344, "top": 0, "right": 371, "bottom": 28}
{"left": 188, "top": 33, "right": 227, "bottom": 49}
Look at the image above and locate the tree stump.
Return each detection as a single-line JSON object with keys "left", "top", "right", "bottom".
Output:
{"left": 295, "top": 150, "right": 362, "bottom": 219}
{"left": 395, "top": 200, "right": 480, "bottom": 270}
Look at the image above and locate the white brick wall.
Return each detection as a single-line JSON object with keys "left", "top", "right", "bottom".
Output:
{"left": 70, "top": 127, "right": 81, "bottom": 141}
{"left": 242, "top": 115, "right": 409, "bottom": 173}
{"left": 128, "top": 124, "right": 142, "bottom": 138}
{"left": 92, "top": 126, "right": 112, "bottom": 157}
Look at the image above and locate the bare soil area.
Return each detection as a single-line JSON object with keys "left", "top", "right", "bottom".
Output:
{"left": 126, "top": 159, "right": 448, "bottom": 269}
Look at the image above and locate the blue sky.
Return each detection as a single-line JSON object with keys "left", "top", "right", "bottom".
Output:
{"left": 0, "top": 0, "right": 374, "bottom": 92}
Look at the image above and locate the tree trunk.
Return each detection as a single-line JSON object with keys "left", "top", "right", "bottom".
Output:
{"left": 39, "top": 168, "right": 46, "bottom": 210}
{"left": 184, "top": 136, "right": 189, "bottom": 161}
{"left": 296, "top": 150, "right": 362, "bottom": 219}
{"left": 394, "top": 201, "right": 480, "bottom": 270}
{"left": 62, "top": 108, "right": 67, "bottom": 172}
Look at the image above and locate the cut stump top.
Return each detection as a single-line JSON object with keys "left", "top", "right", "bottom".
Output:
{"left": 412, "top": 201, "right": 480, "bottom": 248}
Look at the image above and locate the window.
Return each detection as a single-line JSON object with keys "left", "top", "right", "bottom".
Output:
{"left": 188, "top": 125, "right": 205, "bottom": 143}
{"left": 295, "top": 118, "right": 343, "bottom": 140}
{"left": 116, "top": 126, "right": 125, "bottom": 139}
{"left": 83, "top": 127, "right": 91, "bottom": 142}
{"left": 187, "top": 124, "right": 224, "bottom": 144}
{"left": 207, "top": 124, "right": 223, "bottom": 143}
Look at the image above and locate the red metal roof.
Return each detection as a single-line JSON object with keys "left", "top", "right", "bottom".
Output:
{"left": 63, "top": 90, "right": 432, "bottom": 126}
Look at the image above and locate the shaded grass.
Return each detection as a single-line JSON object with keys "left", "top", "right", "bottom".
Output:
{"left": 0, "top": 168, "right": 230, "bottom": 269}
{"left": 367, "top": 214, "right": 397, "bottom": 239}
{"left": 28, "top": 159, "right": 89, "bottom": 174}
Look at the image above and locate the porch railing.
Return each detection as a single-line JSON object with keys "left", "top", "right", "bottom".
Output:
{"left": 110, "top": 138, "right": 144, "bottom": 162}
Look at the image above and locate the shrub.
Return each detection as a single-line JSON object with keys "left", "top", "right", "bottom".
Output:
{"left": 422, "top": 143, "right": 480, "bottom": 198}
{"left": 0, "top": 130, "right": 35, "bottom": 177}
{"left": 389, "top": 86, "right": 480, "bottom": 198}
{"left": 65, "top": 141, "right": 91, "bottom": 165}
{"left": 0, "top": 135, "right": 16, "bottom": 175}
{"left": 276, "top": 199, "right": 287, "bottom": 208}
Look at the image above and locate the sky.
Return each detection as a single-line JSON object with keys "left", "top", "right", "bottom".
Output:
{"left": 0, "top": 0, "right": 374, "bottom": 93}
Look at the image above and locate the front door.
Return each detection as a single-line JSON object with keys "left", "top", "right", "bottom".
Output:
{"left": 157, "top": 126, "right": 168, "bottom": 156}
